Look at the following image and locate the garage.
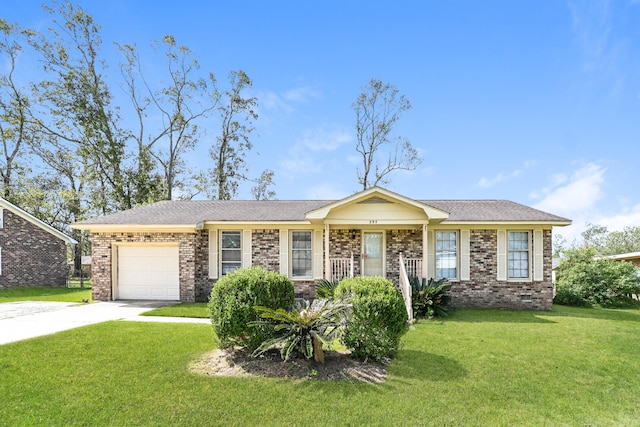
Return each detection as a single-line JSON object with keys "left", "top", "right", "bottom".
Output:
{"left": 117, "top": 246, "right": 180, "bottom": 300}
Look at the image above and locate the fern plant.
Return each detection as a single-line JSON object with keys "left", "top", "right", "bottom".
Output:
{"left": 316, "top": 279, "right": 341, "bottom": 299}
{"left": 251, "top": 298, "right": 351, "bottom": 362}
{"left": 410, "top": 276, "right": 452, "bottom": 318}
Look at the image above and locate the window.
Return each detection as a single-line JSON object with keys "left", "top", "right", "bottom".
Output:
{"left": 221, "top": 231, "right": 241, "bottom": 275}
{"left": 508, "top": 231, "right": 529, "bottom": 279}
{"left": 291, "top": 231, "right": 312, "bottom": 278}
{"left": 436, "top": 231, "right": 457, "bottom": 279}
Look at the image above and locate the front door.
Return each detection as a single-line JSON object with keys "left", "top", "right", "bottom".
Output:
{"left": 363, "top": 231, "right": 384, "bottom": 276}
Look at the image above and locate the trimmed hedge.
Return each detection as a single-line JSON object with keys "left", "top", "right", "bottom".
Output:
{"left": 334, "top": 276, "right": 408, "bottom": 361}
{"left": 209, "top": 267, "right": 295, "bottom": 351}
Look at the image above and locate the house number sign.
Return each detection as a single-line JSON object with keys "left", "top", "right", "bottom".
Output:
{"left": 369, "top": 220, "right": 378, "bottom": 224}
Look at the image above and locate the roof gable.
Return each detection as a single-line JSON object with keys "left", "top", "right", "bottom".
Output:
{"left": 305, "top": 187, "right": 449, "bottom": 222}
{"left": 0, "top": 198, "right": 77, "bottom": 244}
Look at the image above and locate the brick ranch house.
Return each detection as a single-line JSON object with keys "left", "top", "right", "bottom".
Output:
{"left": 72, "top": 187, "right": 571, "bottom": 310}
{"left": 0, "top": 197, "right": 77, "bottom": 288}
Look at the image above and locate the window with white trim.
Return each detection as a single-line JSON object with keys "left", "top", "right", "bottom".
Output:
{"left": 436, "top": 231, "right": 458, "bottom": 279}
{"left": 291, "top": 231, "right": 312, "bottom": 278}
{"left": 221, "top": 231, "right": 241, "bottom": 275}
{"left": 508, "top": 231, "right": 530, "bottom": 279}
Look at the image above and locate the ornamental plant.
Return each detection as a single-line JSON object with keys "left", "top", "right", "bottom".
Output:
{"left": 410, "top": 276, "right": 452, "bottom": 318}
{"left": 209, "top": 267, "right": 295, "bottom": 351}
{"left": 251, "top": 298, "right": 352, "bottom": 362}
{"left": 334, "top": 276, "right": 408, "bottom": 361}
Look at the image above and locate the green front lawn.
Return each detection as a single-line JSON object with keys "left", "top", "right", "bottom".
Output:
{"left": 1, "top": 306, "right": 638, "bottom": 426}
{"left": 0, "top": 286, "right": 92, "bottom": 303}
{"left": 141, "top": 302, "right": 209, "bottom": 318}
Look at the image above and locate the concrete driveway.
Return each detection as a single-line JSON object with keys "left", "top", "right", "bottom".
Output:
{"left": 0, "top": 300, "right": 210, "bottom": 345}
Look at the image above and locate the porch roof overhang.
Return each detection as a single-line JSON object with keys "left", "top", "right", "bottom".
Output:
{"left": 305, "top": 187, "right": 449, "bottom": 225}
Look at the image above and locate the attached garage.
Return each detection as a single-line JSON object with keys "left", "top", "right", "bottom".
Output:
{"left": 116, "top": 246, "right": 179, "bottom": 300}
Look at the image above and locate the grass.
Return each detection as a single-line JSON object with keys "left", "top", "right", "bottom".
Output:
{"left": 0, "top": 286, "right": 92, "bottom": 303}
{"left": 141, "top": 302, "right": 209, "bottom": 318}
{"left": 0, "top": 305, "right": 638, "bottom": 426}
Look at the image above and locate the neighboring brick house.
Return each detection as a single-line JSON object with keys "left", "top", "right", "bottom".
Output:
{"left": 72, "top": 187, "right": 571, "bottom": 310}
{"left": 0, "top": 198, "right": 77, "bottom": 288}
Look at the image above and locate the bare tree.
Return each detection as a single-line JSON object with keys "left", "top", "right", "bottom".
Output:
{"left": 251, "top": 169, "right": 276, "bottom": 200}
{"left": 353, "top": 79, "right": 422, "bottom": 190}
{"left": 119, "top": 35, "right": 218, "bottom": 200}
{"left": 0, "top": 19, "right": 32, "bottom": 200}
{"left": 208, "top": 70, "right": 260, "bottom": 200}
{"left": 26, "top": 2, "right": 132, "bottom": 214}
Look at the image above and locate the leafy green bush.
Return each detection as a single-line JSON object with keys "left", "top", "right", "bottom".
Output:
{"left": 334, "top": 276, "right": 408, "bottom": 361}
{"left": 554, "top": 248, "right": 640, "bottom": 307}
{"left": 251, "top": 298, "right": 351, "bottom": 362}
{"left": 410, "top": 276, "right": 452, "bottom": 318}
{"left": 208, "top": 267, "right": 295, "bottom": 351}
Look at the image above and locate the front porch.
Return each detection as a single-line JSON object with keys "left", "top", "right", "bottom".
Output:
{"left": 325, "top": 227, "right": 427, "bottom": 283}
{"left": 324, "top": 228, "right": 426, "bottom": 323}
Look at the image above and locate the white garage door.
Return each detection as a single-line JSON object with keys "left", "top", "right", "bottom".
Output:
{"left": 117, "top": 246, "right": 180, "bottom": 300}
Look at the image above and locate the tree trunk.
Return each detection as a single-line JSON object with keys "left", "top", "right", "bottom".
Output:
{"left": 312, "top": 336, "right": 324, "bottom": 363}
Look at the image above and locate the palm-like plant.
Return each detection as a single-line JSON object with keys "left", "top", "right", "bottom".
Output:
{"left": 251, "top": 298, "right": 351, "bottom": 362}
{"left": 410, "top": 276, "right": 452, "bottom": 318}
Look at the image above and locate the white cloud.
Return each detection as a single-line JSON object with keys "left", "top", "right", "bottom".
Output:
{"left": 279, "top": 127, "right": 352, "bottom": 175}
{"left": 597, "top": 203, "right": 640, "bottom": 231}
{"left": 299, "top": 128, "right": 352, "bottom": 152}
{"left": 283, "top": 86, "right": 322, "bottom": 103}
{"left": 532, "top": 162, "right": 605, "bottom": 218}
{"left": 259, "top": 85, "right": 323, "bottom": 113}
{"left": 260, "top": 91, "right": 293, "bottom": 113}
{"left": 476, "top": 160, "right": 536, "bottom": 189}
{"left": 531, "top": 163, "right": 607, "bottom": 244}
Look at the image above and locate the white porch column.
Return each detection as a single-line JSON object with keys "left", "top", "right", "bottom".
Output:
{"left": 324, "top": 224, "right": 330, "bottom": 280}
{"left": 422, "top": 223, "right": 429, "bottom": 279}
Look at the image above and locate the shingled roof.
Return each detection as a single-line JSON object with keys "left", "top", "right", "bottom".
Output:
{"left": 420, "top": 200, "right": 569, "bottom": 222}
{"left": 73, "top": 198, "right": 569, "bottom": 227}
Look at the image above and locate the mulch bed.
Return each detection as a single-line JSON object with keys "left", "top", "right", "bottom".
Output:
{"left": 189, "top": 348, "right": 387, "bottom": 383}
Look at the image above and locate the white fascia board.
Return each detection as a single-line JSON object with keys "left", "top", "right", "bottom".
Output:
{"left": 438, "top": 220, "right": 572, "bottom": 227}
{"left": 70, "top": 223, "right": 198, "bottom": 233}
{"left": 200, "top": 221, "right": 311, "bottom": 227}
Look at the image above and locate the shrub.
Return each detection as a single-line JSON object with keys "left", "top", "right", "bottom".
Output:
{"left": 334, "top": 276, "right": 408, "bottom": 361}
{"left": 554, "top": 248, "right": 640, "bottom": 307}
{"left": 251, "top": 298, "right": 352, "bottom": 362}
{"left": 410, "top": 276, "right": 452, "bottom": 318}
{"left": 208, "top": 267, "right": 295, "bottom": 351}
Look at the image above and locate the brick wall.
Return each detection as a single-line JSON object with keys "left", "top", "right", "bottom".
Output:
{"left": 386, "top": 229, "right": 423, "bottom": 284}
{"left": 91, "top": 227, "right": 555, "bottom": 309}
{"left": 252, "top": 229, "right": 279, "bottom": 271}
{"left": 91, "top": 231, "right": 202, "bottom": 302}
{"left": 451, "top": 229, "right": 554, "bottom": 310}
{"left": 328, "top": 229, "right": 361, "bottom": 277}
{"left": 0, "top": 210, "right": 69, "bottom": 288}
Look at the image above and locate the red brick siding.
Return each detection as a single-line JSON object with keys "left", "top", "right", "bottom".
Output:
{"left": 451, "top": 229, "right": 554, "bottom": 310}
{"left": 0, "top": 209, "right": 68, "bottom": 288}
{"left": 91, "top": 232, "right": 203, "bottom": 302}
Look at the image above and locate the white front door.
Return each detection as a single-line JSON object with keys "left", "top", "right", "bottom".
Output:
{"left": 362, "top": 231, "right": 384, "bottom": 276}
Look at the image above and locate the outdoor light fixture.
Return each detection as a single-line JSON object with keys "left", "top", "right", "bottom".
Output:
{"left": 350, "top": 229, "right": 358, "bottom": 240}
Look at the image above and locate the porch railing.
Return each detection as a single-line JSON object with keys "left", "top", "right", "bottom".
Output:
{"left": 404, "top": 258, "right": 423, "bottom": 279}
{"left": 398, "top": 253, "right": 414, "bottom": 324}
{"left": 329, "top": 253, "right": 354, "bottom": 281}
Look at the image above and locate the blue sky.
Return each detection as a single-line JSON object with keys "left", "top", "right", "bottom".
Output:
{"left": 5, "top": 0, "right": 640, "bottom": 243}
